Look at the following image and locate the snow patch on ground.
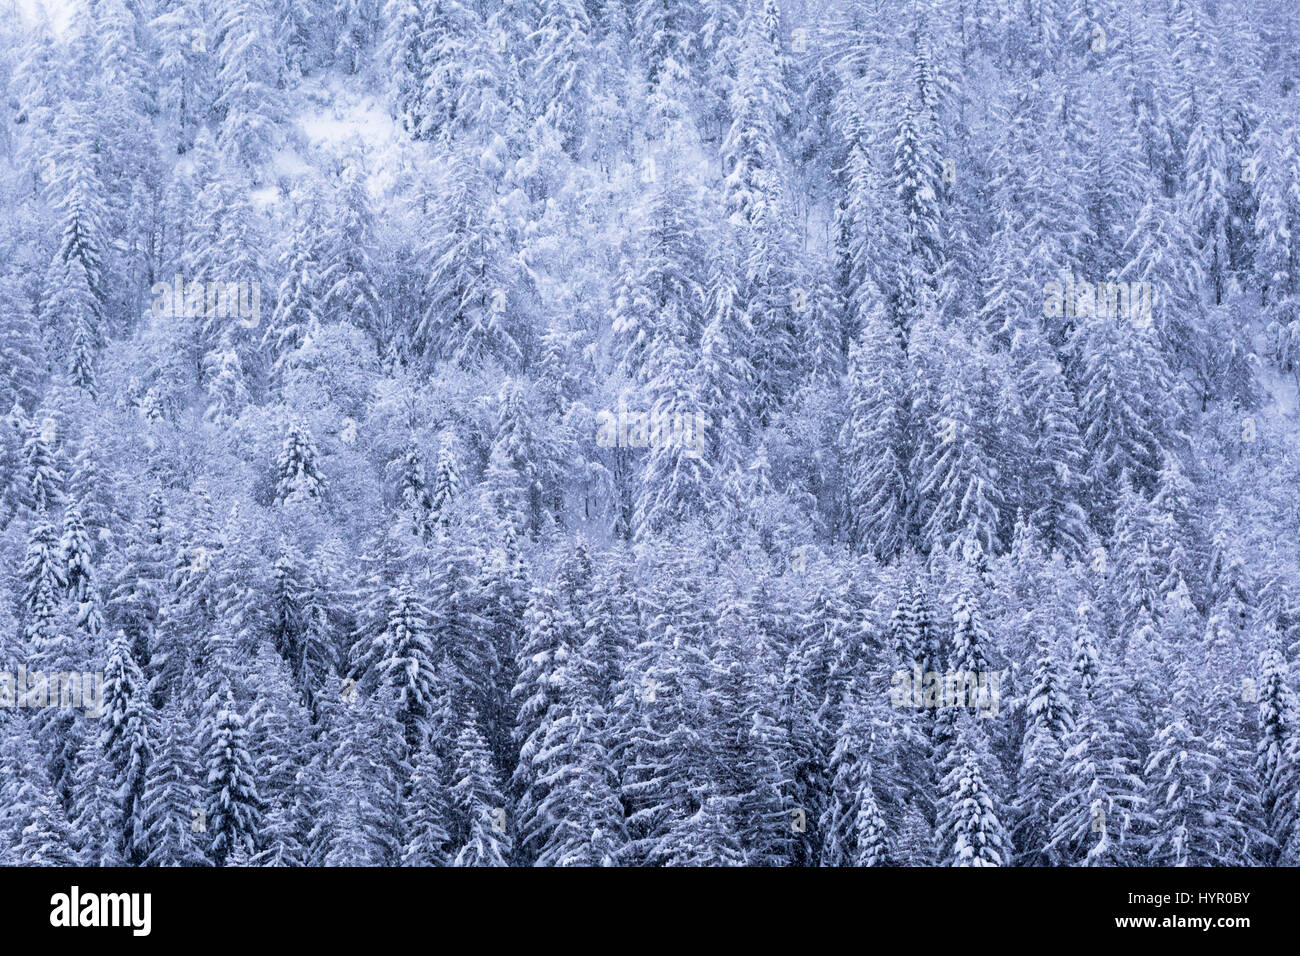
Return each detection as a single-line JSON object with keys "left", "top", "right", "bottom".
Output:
{"left": 289, "top": 75, "right": 437, "bottom": 204}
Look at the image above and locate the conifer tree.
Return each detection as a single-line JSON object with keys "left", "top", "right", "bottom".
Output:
{"left": 1251, "top": 112, "right": 1300, "bottom": 308}
{"left": 102, "top": 630, "right": 155, "bottom": 864}
{"left": 17, "top": 419, "right": 65, "bottom": 515}
{"left": 203, "top": 686, "right": 262, "bottom": 865}
{"left": 708, "top": 590, "right": 790, "bottom": 866}
{"left": 416, "top": 154, "right": 525, "bottom": 368}
{"left": 375, "top": 583, "right": 439, "bottom": 753}
{"left": 450, "top": 713, "right": 512, "bottom": 866}
{"left": 664, "top": 794, "right": 746, "bottom": 866}
{"left": 276, "top": 421, "right": 326, "bottom": 504}
{"left": 854, "top": 776, "right": 889, "bottom": 867}
{"left": 1256, "top": 643, "right": 1298, "bottom": 862}
{"left": 528, "top": 0, "right": 592, "bottom": 154}
{"left": 382, "top": 0, "right": 428, "bottom": 134}
{"left": 842, "top": 293, "right": 912, "bottom": 559}
{"left": 141, "top": 701, "right": 208, "bottom": 866}
{"left": 325, "top": 687, "right": 407, "bottom": 866}
{"left": 21, "top": 517, "right": 66, "bottom": 649}
{"left": 67, "top": 734, "right": 122, "bottom": 867}
{"left": 938, "top": 719, "right": 1011, "bottom": 867}
{"left": 401, "top": 743, "right": 452, "bottom": 866}
{"left": 265, "top": 189, "right": 326, "bottom": 376}
{"left": 1013, "top": 630, "right": 1074, "bottom": 865}
{"left": 914, "top": 326, "right": 1009, "bottom": 558}
{"left": 213, "top": 0, "right": 283, "bottom": 169}
{"left": 1049, "top": 665, "right": 1149, "bottom": 866}
{"left": 1180, "top": 102, "right": 1232, "bottom": 304}
{"left": 428, "top": 433, "right": 461, "bottom": 529}
{"left": 16, "top": 783, "right": 79, "bottom": 867}
{"left": 321, "top": 164, "right": 384, "bottom": 339}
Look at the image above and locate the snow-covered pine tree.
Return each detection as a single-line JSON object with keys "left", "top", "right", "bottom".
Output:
{"left": 853, "top": 774, "right": 889, "bottom": 867}
{"left": 202, "top": 685, "right": 262, "bottom": 865}
{"left": 1145, "top": 694, "right": 1257, "bottom": 864}
{"left": 141, "top": 700, "right": 208, "bottom": 866}
{"left": 1250, "top": 110, "right": 1300, "bottom": 309}
{"left": 401, "top": 741, "right": 452, "bottom": 866}
{"left": 1013, "top": 629, "right": 1074, "bottom": 865}
{"left": 841, "top": 289, "right": 912, "bottom": 559}
{"left": 264, "top": 187, "right": 326, "bottom": 377}
{"left": 1049, "top": 660, "right": 1150, "bottom": 866}
{"left": 696, "top": 256, "right": 756, "bottom": 497}
{"left": 913, "top": 323, "right": 1011, "bottom": 558}
{"left": 320, "top": 164, "right": 384, "bottom": 340}
{"left": 427, "top": 432, "right": 461, "bottom": 529}
{"left": 213, "top": 0, "right": 283, "bottom": 170}
{"left": 324, "top": 686, "right": 406, "bottom": 865}
{"left": 1180, "top": 99, "right": 1232, "bottom": 304}
{"left": 394, "top": 434, "right": 434, "bottom": 537}
{"left": 21, "top": 516, "right": 66, "bottom": 651}
{"left": 42, "top": 128, "right": 107, "bottom": 357}
{"left": 1069, "top": 313, "right": 1177, "bottom": 514}
{"left": 527, "top": 0, "right": 592, "bottom": 154}
{"left": 382, "top": 0, "right": 428, "bottom": 133}
{"left": 663, "top": 794, "right": 746, "bottom": 866}
{"left": 102, "top": 629, "right": 156, "bottom": 864}
{"left": 938, "top": 717, "right": 1011, "bottom": 867}
{"left": 16, "top": 418, "right": 65, "bottom": 516}
{"left": 633, "top": 0, "right": 701, "bottom": 84}
{"left": 67, "top": 733, "right": 122, "bottom": 867}
{"left": 150, "top": 0, "right": 217, "bottom": 153}
{"left": 276, "top": 420, "right": 326, "bottom": 505}
{"left": 334, "top": 0, "right": 379, "bottom": 74}
{"left": 616, "top": 546, "right": 715, "bottom": 866}
{"left": 450, "top": 711, "right": 512, "bottom": 866}
{"left": 707, "top": 588, "right": 790, "bottom": 866}
{"left": 16, "top": 779, "right": 79, "bottom": 866}
{"left": 415, "top": 152, "right": 525, "bottom": 368}
{"left": 523, "top": 640, "right": 626, "bottom": 866}
{"left": 1255, "top": 642, "right": 1299, "bottom": 863}
{"left": 374, "top": 582, "right": 438, "bottom": 753}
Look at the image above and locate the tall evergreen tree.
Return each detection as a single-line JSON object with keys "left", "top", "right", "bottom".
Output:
{"left": 202, "top": 686, "right": 262, "bottom": 865}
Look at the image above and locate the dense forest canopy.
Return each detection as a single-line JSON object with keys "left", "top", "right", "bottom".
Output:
{"left": 0, "top": 0, "right": 1298, "bottom": 867}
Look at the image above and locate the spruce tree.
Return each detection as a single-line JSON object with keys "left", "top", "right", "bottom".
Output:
{"left": 938, "top": 718, "right": 1011, "bottom": 866}
{"left": 450, "top": 712, "right": 512, "bottom": 866}
{"left": 276, "top": 421, "right": 326, "bottom": 504}
{"left": 203, "top": 686, "right": 262, "bottom": 865}
{"left": 102, "top": 630, "right": 155, "bottom": 864}
{"left": 141, "top": 701, "right": 208, "bottom": 866}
